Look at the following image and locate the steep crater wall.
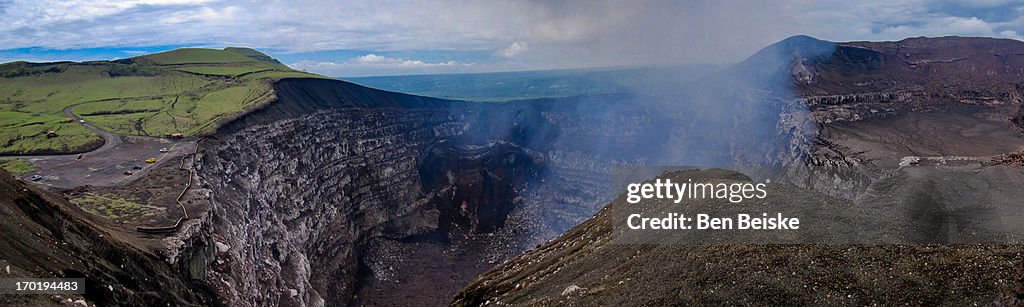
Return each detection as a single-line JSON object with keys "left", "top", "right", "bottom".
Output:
{"left": 195, "top": 72, "right": 813, "bottom": 305}
{"left": 196, "top": 79, "right": 647, "bottom": 305}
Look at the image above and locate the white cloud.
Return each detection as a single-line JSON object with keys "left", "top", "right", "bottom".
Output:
{"left": 2, "top": 0, "right": 1024, "bottom": 75}
{"left": 496, "top": 42, "right": 528, "bottom": 58}
{"left": 158, "top": 6, "right": 241, "bottom": 25}
{"left": 871, "top": 16, "right": 997, "bottom": 39}
{"left": 5, "top": 0, "right": 214, "bottom": 25}
{"left": 353, "top": 54, "right": 387, "bottom": 64}
{"left": 290, "top": 54, "right": 474, "bottom": 77}
{"left": 1000, "top": 30, "right": 1024, "bottom": 40}
{"left": 349, "top": 54, "right": 468, "bottom": 67}
{"left": 796, "top": 0, "right": 1024, "bottom": 42}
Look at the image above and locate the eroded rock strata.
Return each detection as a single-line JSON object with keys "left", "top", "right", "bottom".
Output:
{"left": 195, "top": 80, "right": 663, "bottom": 305}
{"left": 194, "top": 68, "right": 809, "bottom": 304}
{"left": 451, "top": 36, "right": 1024, "bottom": 305}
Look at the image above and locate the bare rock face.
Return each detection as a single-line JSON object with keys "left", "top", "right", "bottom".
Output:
{"left": 193, "top": 80, "right": 666, "bottom": 305}
{"left": 0, "top": 170, "right": 218, "bottom": 306}
{"left": 798, "top": 37, "right": 1024, "bottom": 124}
{"left": 766, "top": 36, "right": 1024, "bottom": 199}
{"left": 192, "top": 73, "right": 798, "bottom": 305}
{"left": 200, "top": 108, "right": 458, "bottom": 305}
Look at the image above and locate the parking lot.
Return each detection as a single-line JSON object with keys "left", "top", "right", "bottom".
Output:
{"left": 18, "top": 135, "right": 196, "bottom": 189}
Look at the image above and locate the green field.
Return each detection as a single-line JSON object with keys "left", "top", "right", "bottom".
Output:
{"left": 0, "top": 47, "right": 326, "bottom": 155}
{"left": 139, "top": 48, "right": 258, "bottom": 65}
{"left": 174, "top": 65, "right": 274, "bottom": 76}
{"left": 70, "top": 194, "right": 158, "bottom": 221}
{"left": 0, "top": 158, "right": 35, "bottom": 174}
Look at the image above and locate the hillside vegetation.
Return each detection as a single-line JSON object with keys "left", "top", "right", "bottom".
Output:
{"left": 0, "top": 47, "right": 325, "bottom": 155}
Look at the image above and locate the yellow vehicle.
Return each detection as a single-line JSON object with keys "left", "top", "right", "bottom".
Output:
{"left": 145, "top": 158, "right": 157, "bottom": 163}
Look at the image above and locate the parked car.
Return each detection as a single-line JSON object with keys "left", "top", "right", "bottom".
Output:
{"left": 123, "top": 171, "right": 133, "bottom": 176}
{"left": 79, "top": 119, "right": 85, "bottom": 123}
{"left": 30, "top": 175, "right": 43, "bottom": 181}
{"left": 132, "top": 164, "right": 143, "bottom": 170}
{"left": 146, "top": 158, "right": 157, "bottom": 163}
{"left": 159, "top": 147, "right": 170, "bottom": 153}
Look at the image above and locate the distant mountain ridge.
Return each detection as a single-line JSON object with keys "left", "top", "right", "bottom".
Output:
{"left": 342, "top": 65, "right": 722, "bottom": 102}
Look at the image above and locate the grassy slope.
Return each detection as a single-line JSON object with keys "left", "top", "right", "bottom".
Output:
{"left": 141, "top": 48, "right": 257, "bottom": 65}
{"left": 0, "top": 158, "right": 35, "bottom": 174}
{"left": 0, "top": 48, "right": 326, "bottom": 155}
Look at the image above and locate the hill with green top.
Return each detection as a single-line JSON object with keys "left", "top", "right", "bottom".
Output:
{"left": 0, "top": 47, "right": 326, "bottom": 155}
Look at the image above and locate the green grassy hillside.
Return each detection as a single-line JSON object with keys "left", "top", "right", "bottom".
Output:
{"left": 0, "top": 47, "right": 326, "bottom": 155}
{"left": 138, "top": 48, "right": 258, "bottom": 65}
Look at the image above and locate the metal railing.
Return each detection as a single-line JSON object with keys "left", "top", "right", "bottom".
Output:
{"left": 136, "top": 141, "right": 201, "bottom": 234}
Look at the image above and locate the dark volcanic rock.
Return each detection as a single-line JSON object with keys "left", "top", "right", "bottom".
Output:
{"left": 450, "top": 169, "right": 1024, "bottom": 306}
{"left": 733, "top": 36, "right": 1024, "bottom": 199}
{"left": 0, "top": 170, "right": 216, "bottom": 306}
{"left": 196, "top": 70, "right": 800, "bottom": 305}
{"left": 195, "top": 80, "right": 664, "bottom": 306}
{"left": 797, "top": 36, "right": 1024, "bottom": 123}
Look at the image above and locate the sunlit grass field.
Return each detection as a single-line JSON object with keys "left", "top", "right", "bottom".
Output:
{"left": 0, "top": 158, "right": 36, "bottom": 174}
{"left": 0, "top": 47, "right": 326, "bottom": 155}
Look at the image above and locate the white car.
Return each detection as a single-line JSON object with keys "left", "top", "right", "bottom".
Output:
{"left": 79, "top": 119, "right": 85, "bottom": 123}
{"left": 159, "top": 147, "right": 170, "bottom": 153}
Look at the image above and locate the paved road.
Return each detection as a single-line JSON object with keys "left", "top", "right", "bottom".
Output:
{"left": 62, "top": 104, "right": 123, "bottom": 156}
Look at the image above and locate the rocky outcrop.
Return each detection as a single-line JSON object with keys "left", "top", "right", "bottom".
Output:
{"left": 765, "top": 36, "right": 1024, "bottom": 199}
{"left": 450, "top": 169, "right": 1023, "bottom": 306}
{"left": 193, "top": 74, "right": 804, "bottom": 305}
{"left": 0, "top": 170, "right": 216, "bottom": 306}
{"left": 200, "top": 107, "right": 462, "bottom": 305}
{"left": 795, "top": 37, "right": 1024, "bottom": 124}
{"left": 195, "top": 80, "right": 646, "bottom": 305}
{"left": 805, "top": 89, "right": 1023, "bottom": 124}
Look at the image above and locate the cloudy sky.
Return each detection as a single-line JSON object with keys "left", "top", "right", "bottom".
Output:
{"left": 1, "top": 0, "right": 1023, "bottom": 76}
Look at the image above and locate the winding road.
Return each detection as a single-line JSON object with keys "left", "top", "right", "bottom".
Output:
{"left": 62, "top": 104, "right": 123, "bottom": 156}
{"left": 9, "top": 105, "right": 197, "bottom": 189}
{"left": 7, "top": 104, "right": 201, "bottom": 233}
